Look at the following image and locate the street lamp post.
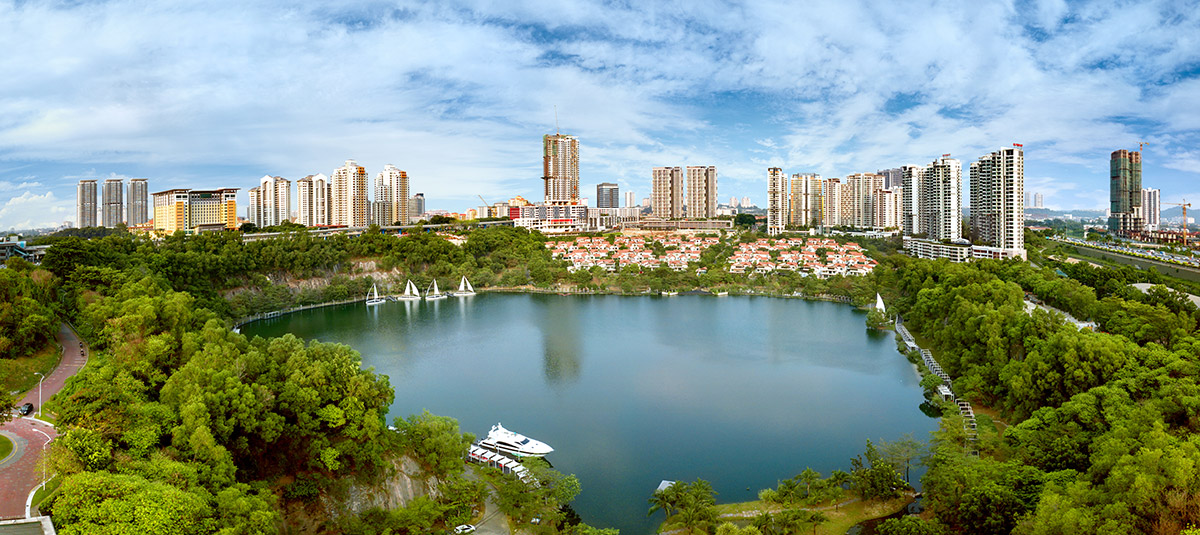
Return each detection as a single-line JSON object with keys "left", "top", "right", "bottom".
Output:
{"left": 34, "top": 372, "right": 44, "bottom": 418}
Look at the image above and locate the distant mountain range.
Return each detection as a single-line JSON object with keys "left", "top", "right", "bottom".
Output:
{"left": 1024, "top": 208, "right": 1106, "bottom": 219}
{"left": 1161, "top": 206, "right": 1186, "bottom": 218}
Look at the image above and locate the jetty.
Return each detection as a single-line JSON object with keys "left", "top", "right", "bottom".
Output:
{"left": 897, "top": 319, "right": 978, "bottom": 455}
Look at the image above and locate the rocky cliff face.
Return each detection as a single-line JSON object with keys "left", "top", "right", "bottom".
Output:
{"left": 324, "top": 455, "right": 443, "bottom": 516}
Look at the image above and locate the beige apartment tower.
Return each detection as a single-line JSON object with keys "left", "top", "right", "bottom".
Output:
{"left": 248, "top": 175, "right": 291, "bottom": 228}
{"left": 297, "top": 174, "right": 330, "bottom": 227}
{"left": 767, "top": 167, "right": 788, "bottom": 235}
{"left": 77, "top": 179, "right": 97, "bottom": 228}
{"left": 685, "top": 166, "right": 717, "bottom": 218}
{"left": 652, "top": 166, "right": 684, "bottom": 219}
{"left": 372, "top": 165, "right": 409, "bottom": 226}
{"left": 543, "top": 134, "right": 580, "bottom": 204}
{"left": 789, "top": 173, "right": 822, "bottom": 227}
{"left": 331, "top": 160, "right": 369, "bottom": 227}
{"left": 969, "top": 146, "right": 1025, "bottom": 258}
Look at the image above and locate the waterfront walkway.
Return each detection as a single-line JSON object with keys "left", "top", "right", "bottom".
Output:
{"left": 0, "top": 323, "right": 89, "bottom": 519}
{"left": 896, "top": 320, "right": 978, "bottom": 453}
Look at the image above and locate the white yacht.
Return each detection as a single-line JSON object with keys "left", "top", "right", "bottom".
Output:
{"left": 479, "top": 423, "right": 554, "bottom": 457}
{"left": 396, "top": 280, "right": 421, "bottom": 301}
{"left": 454, "top": 276, "right": 476, "bottom": 297}
{"left": 425, "top": 279, "right": 447, "bottom": 301}
{"left": 366, "top": 283, "right": 386, "bottom": 306}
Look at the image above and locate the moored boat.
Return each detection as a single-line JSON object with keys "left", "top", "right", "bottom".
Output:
{"left": 396, "top": 280, "right": 422, "bottom": 301}
{"left": 425, "top": 279, "right": 447, "bottom": 300}
{"left": 454, "top": 276, "right": 476, "bottom": 297}
{"left": 479, "top": 422, "right": 553, "bottom": 457}
{"left": 366, "top": 283, "right": 386, "bottom": 306}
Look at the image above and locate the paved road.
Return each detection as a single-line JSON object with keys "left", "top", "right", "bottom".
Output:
{"left": 0, "top": 323, "right": 88, "bottom": 519}
{"left": 464, "top": 467, "right": 511, "bottom": 535}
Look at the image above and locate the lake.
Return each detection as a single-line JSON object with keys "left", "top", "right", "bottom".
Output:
{"left": 243, "top": 293, "right": 938, "bottom": 534}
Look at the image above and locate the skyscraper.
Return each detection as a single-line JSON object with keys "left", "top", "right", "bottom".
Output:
{"left": 1142, "top": 188, "right": 1160, "bottom": 231}
{"left": 845, "top": 173, "right": 885, "bottom": 228}
{"left": 741, "top": 196, "right": 752, "bottom": 208}
{"left": 1109, "top": 149, "right": 1143, "bottom": 234}
{"left": 127, "top": 179, "right": 149, "bottom": 226}
{"left": 297, "top": 174, "right": 330, "bottom": 227}
{"left": 597, "top": 182, "right": 620, "bottom": 208}
{"left": 1034, "top": 193, "right": 1044, "bottom": 208}
{"left": 789, "top": 173, "right": 822, "bottom": 227}
{"left": 821, "top": 178, "right": 844, "bottom": 227}
{"left": 921, "top": 155, "right": 962, "bottom": 241}
{"left": 730, "top": 196, "right": 739, "bottom": 208}
{"left": 248, "top": 175, "right": 291, "bottom": 228}
{"left": 543, "top": 134, "right": 579, "bottom": 204}
{"left": 77, "top": 179, "right": 98, "bottom": 228}
{"left": 685, "top": 166, "right": 717, "bottom": 218}
{"left": 652, "top": 167, "right": 684, "bottom": 219}
{"left": 878, "top": 168, "right": 904, "bottom": 189}
{"left": 969, "top": 146, "right": 1025, "bottom": 258}
{"left": 102, "top": 178, "right": 125, "bottom": 227}
{"left": 767, "top": 167, "right": 788, "bottom": 235}
{"left": 331, "top": 160, "right": 369, "bottom": 227}
{"left": 625, "top": 191, "right": 635, "bottom": 208}
{"left": 409, "top": 193, "right": 425, "bottom": 222}
{"left": 900, "top": 165, "right": 923, "bottom": 235}
{"left": 371, "top": 165, "right": 409, "bottom": 226}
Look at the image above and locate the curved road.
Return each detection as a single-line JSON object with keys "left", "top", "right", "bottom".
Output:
{"left": 0, "top": 323, "right": 88, "bottom": 518}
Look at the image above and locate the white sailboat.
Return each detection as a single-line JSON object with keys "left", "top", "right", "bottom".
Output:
{"left": 454, "top": 276, "right": 476, "bottom": 297}
{"left": 396, "top": 279, "right": 421, "bottom": 301}
{"left": 366, "top": 283, "right": 386, "bottom": 306}
{"left": 425, "top": 279, "right": 447, "bottom": 300}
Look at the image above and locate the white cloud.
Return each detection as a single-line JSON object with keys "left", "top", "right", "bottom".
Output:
{"left": 0, "top": 191, "right": 71, "bottom": 230}
{"left": 0, "top": 0, "right": 1196, "bottom": 216}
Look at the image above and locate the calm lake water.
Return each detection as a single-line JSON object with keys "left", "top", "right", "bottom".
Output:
{"left": 244, "top": 293, "right": 938, "bottom": 534}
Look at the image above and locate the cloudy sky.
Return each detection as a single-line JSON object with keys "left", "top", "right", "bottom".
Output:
{"left": 2, "top": 0, "right": 1199, "bottom": 230}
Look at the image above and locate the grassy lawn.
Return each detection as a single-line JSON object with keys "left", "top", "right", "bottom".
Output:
{"left": 30, "top": 474, "right": 63, "bottom": 515}
{"left": 0, "top": 342, "right": 62, "bottom": 399}
{"left": 0, "top": 434, "right": 12, "bottom": 461}
{"left": 663, "top": 495, "right": 911, "bottom": 535}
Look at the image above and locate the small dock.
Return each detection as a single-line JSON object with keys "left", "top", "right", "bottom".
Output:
{"left": 466, "top": 444, "right": 533, "bottom": 483}
{"left": 897, "top": 320, "right": 978, "bottom": 455}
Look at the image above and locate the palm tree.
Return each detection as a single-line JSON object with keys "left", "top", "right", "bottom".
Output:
{"left": 803, "top": 511, "right": 828, "bottom": 535}
{"left": 797, "top": 468, "right": 821, "bottom": 499}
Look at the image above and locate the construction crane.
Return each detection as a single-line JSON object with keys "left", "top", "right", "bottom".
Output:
{"left": 1164, "top": 199, "right": 1192, "bottom": 248}
{"left": 1139, "top": 140, "right": 1150, "bottom": 152}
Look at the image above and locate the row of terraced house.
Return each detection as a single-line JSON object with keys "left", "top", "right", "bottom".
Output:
{"left": 727, "top": 238, "right": 877, "bottom": 277}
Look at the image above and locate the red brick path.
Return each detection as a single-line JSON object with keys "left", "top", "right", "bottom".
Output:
{"left": 0, "top": 324, "right": 88, "bottom": 518}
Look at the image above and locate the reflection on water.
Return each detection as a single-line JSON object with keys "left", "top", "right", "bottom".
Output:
{"left": 539, "top": 296, "right": 581, "bottom": 384}
{"left": 245, "top": 294, "right": 937, "bottom": 535}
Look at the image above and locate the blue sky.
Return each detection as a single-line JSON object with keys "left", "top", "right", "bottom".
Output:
{"left": 2, "top": 0, "right": 1200, "bottom": 230}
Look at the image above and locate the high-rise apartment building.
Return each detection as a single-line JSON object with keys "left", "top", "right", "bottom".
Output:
{"left": 625, "top": 191, "right": 635, "bottom": 208}
{"left": 789, "top": 173, "right": 822, "bottom": 227}
{"left": 920, "top": 156, "right": 962, "bottom": 241}
{"left": 1109, "top": 149, "right": 1143, "bottom": 234}
{"left": 371, "top": 165, "right": 409, "bottom": 226}
{"left": 821, "top": 178, "right": 844, "bottom": 227}
{"left": 1142, "top": 188, "right": 1160, "bottom": 231}
{"left": 543, "top": 134, "right": 580, "bottom": 204}
{"left": 767, "top": 167, "right": 788, "bottom": 235}
{"left": 900, "top": 165, "right": 922, "bottom": 235}
{"left": 152, "top": 188, "right": 238, "bottom": 234}
{"left": 1034, "top": 193, "right": 1044, "bottom": 208}
{"left": 102, "top": 178, "right": 124, "bottom": 227}
{"left": 969, "top": 146, "right": 1025, "bottom": 258}
{"left": 409, "top": 193, "right": 425, "bottom": 222}
{"left": 685, "top": 166, "right": 717, "bottom": 218}
{"left": 878, "top": 168, "right": 904, "bottom": 189}
{"left": 77, "top": 179, "right": 97, "bottom": 228}
{"left": 597, "top": 183, "right": 620, "bottom": 209}
{"left": 874, "top": 187, "right": 903, "bottom": 229}
{"left": 651, "top": 167, "right": 684, "bottom": 219}
{"left": 730, "top": 196, "right": 740, "bottom": 208}
{"left": 297, "top": 174, "right": 330, "bottom": 227}
{"left": 248, "top": 175, "right": 291, "bottom": 228}
{"left": 127, "top": 178, "right": 149, "bottom": 226}
{"left": 742, "top": 196, "right": 752, "bottom": 208}
{"left": 845, "top": 173, "right": 885, "bottom": 228}
{"left": 331, "top": 160, "right": 369, "bottom": 227}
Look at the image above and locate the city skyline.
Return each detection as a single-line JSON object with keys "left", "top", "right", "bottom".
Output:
{"left": 2, "top": 1, "right": 1200, "bottom": 229}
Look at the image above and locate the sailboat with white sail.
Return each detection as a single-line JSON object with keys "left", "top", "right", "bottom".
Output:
{"left": 396, "top": 280, "right": 422, "bottom": 301}
{"left": 365, "top": 283, "right": 386, "bottom": 306}
{"left": 425, "top": 279, "right": 447, "bottom": 301}
{"left": 454, "top": 276, "right": 476, "bottom": 297}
